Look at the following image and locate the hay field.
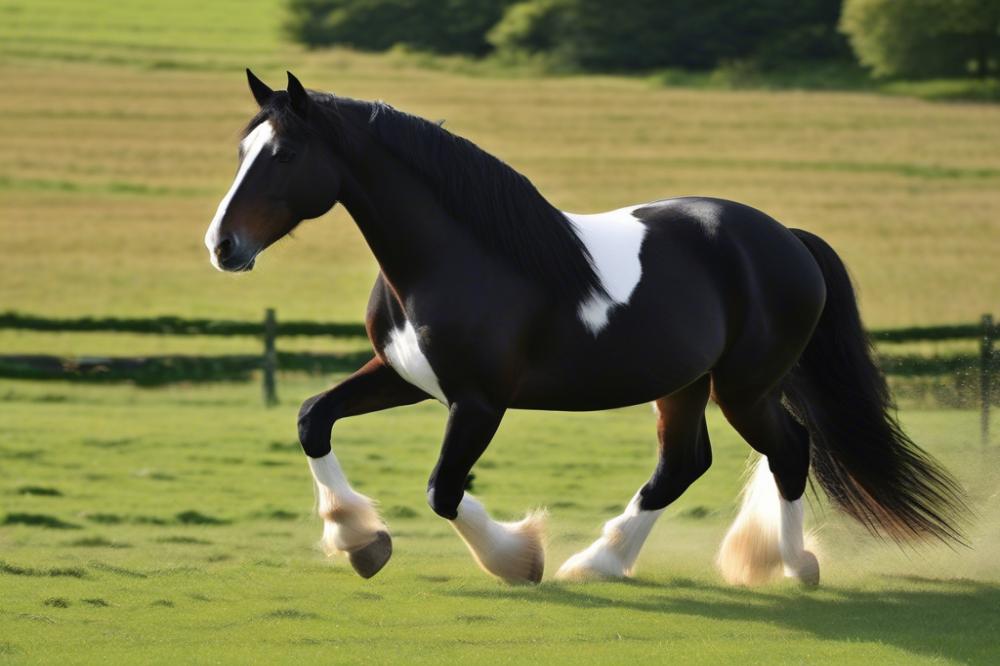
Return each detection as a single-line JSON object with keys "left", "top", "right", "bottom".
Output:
{"left": 2, "top": 0, "right": 1000, "bottom": 336}
{"left": 2, "top": 1, "right": 1000, "bottom": 663}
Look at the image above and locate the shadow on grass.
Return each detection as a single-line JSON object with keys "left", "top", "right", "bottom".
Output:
{"left": 447, "top": 575, "right": 1000, "bottom": 664}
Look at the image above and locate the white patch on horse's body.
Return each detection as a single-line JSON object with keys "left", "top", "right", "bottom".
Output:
{"left": 383, "top": 320, "right": 447, "bottom": 403}
{"left": 564, "top": 206, "right": 648, "bottom": 335}
{"left": 204, "top": 121, "right": 275, "bottom": 269}
{"left": 716, "top": 455, "right": 819, "bottom": 586}
{"left": 449, "top": 494, "right": 546, "bottom": 584}
{"left": 308, "top": 452, "right": 387, "bottom": 554}
{"left": 556, "top": 490, "right": 663, "bottom": 580}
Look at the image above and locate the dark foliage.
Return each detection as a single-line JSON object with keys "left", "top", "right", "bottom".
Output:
{"left": 284, "top": 0, "right": 516, "bottom": 55}
{"left": 490, "top": 0, "right": 851, "bottom": 70}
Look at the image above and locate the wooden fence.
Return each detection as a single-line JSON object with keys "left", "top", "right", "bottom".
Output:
{"left": 1, "top": 310, "right": 996, "bottom": 444}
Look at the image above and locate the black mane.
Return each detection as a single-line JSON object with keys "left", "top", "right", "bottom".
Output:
{"left": 260, "top": 93, "right": 606, "bottom": 305}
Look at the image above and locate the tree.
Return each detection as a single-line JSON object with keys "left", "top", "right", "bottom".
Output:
{"left": 284, "top": 0, "right": 515, "bottom": 56}
{"left": 841, "top": 0, "right": 1000, "bottom": 78}
{"left": 489, "top": 0, "right": 849, "bottom": 71}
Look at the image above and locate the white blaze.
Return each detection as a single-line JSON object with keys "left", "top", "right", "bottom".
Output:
{"left": 204, "top": 121, "right": 275, "bottom": 269}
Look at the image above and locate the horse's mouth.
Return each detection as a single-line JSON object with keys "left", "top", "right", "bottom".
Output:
{"left": 234, "top": 257, "right": 256, "bottom": 272}
{"left": 216, "top": 253, "right": 257, "bottom": 273}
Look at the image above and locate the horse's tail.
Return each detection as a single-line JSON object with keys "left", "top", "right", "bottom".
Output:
{"left": 784, "top": 228, "right": 967, "bottom": 545}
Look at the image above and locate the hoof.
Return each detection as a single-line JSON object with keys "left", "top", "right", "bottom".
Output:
{"left": 786, "top": 550, "right": 820, "bottom": 587}
{"left": 519, "top": 543, "right": 545, "bottom": 585}
{"left": 498, "top": 511, "right": 546, "bottom": 585}
{"left": 452, "top": 506, "right": 547, "bottom": 585}
{"left": 489, "top": 515, "right": 546, "bottom": 585}
{"left": 347, "top": 531, "right": 392, "bottom": 579}
{"left": 555, "top": 549, "right": 627, "bottom": 582}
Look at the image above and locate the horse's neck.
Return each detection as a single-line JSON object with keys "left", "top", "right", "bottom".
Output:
{"left": 336, "top": 134, "right": 460, "bottom": 292}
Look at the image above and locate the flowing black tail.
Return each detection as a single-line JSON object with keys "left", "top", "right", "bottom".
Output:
{"left": 784, "top": 229, "right": 967, "bottom": 545}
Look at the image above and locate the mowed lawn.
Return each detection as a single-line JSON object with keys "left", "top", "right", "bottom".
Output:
{"left": 2, "top": 379, "right": 999, "bottom": 663}
{"left": 2, "top": 0, "right": 1000, "bottom": 663}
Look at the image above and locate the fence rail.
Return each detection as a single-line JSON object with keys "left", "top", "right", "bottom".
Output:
{"left": 1, "top": 310, "right": 995, "bottom": 444}
{"left": 0, "top": 312, "right": 367, "bottom": 338}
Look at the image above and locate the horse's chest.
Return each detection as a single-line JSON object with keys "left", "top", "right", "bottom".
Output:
{"left": 382, "top": 321, "right": 447, "bottom": 404}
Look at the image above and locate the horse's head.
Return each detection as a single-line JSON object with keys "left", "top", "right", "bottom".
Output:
{"left": 205, "top": 70, "right": 340, "bottom": 272}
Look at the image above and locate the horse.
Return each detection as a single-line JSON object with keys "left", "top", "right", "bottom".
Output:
{"left": 203, "top": 70, "right": 965, "bottom": 586}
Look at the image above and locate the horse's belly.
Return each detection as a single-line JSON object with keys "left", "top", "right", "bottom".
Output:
{"left": 510, "top": 356, "right": 705, "bottom": 411}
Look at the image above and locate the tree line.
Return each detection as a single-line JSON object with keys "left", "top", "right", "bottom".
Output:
{"left": 285, "top": 0, "right": 1000, "bottom": 80}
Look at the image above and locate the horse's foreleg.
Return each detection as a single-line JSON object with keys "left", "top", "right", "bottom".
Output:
{"left": 298, "top": 357, "right": 428, "bottom": 578}
{"left": 557, "top": 375, "right": 712, "bottom": 581}
{"left": 427, "top": 399, "right": 546, "bottom": 585}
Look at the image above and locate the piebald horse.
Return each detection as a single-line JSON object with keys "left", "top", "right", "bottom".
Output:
{"left": 204, "top": 71, "right": 965, "bottom": 585}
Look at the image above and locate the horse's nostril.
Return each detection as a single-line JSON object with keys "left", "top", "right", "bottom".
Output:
{"left": 215, "top": 236, "right": 236, "bottom": 261}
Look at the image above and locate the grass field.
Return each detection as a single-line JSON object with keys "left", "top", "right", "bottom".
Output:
{"left": 2, "top": 0, "right": 1000, "bottom": 663}
{"left": 2, "top": 379, "right": 999, "bottom": 663}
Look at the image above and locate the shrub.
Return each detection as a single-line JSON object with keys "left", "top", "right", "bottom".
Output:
{"left": 284, "top": 0, "right": 516, "bottom": 55}
{"left": 487, "top": 0, "right": 570, "bottom": 56}
{"left": 841, "top": 0, "right": 1000, "bottom": 78}
{"left": 489, "top": 0, "right": 849, "bottom": 71}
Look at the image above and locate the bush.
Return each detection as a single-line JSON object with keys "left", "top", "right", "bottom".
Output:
{"left": 284, "top": 0, "right": 516, "bottom": 55}
{"left": 489, "top": 0, "right": 849, "bottom": 71}
{"left": 841, "top": 0, "right": 1000, "bottom": 78}
{"left": 487, "top": 0, "right": 569, "bottom": 56}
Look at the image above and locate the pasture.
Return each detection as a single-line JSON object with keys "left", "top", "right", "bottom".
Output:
{"left": 2, "top": 379, "right": 999, "bottom": 663}
{"left": 2, "top": 0, "right": 1000, "bottom": 663}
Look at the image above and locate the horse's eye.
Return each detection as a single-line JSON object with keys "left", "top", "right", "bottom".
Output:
{"left": 275, "top": 148, "right": 296, "bottom": 163}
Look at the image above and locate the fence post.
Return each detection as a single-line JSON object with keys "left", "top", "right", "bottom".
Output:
{"left": 263, "top": 308, "right": 278, "bottom": 407}
{"left": 981, "top": 314, "right": 993, "bottom": 447}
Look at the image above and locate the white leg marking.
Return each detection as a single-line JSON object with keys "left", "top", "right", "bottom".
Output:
{"left": 449, "top": 494, "right": 547, "bottom": 584}
{"left": 384, "top": 321, "right": 447, "bottom": 403}
{"left": 564, "top": 206, "right": 647, "bottom": 335}
{"left": 717, "top": 455, "right": 819, "bottom": 586}
{"left": 204, "top": 120, "right": 275, "bottom": 269}
{"left": 779, "top": 497, "right": 820, "bottom": 585}
{"left": 556, "top": 490, "right": 663, "bottom": 581}
{"left": 308, "top": 452, "right": 386, "bottom": 555}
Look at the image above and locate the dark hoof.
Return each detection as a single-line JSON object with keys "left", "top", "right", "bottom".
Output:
{"left": 348, "top": 531, "right": 392, "bottom": 579}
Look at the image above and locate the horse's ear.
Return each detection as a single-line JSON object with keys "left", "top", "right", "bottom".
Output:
{"left": 286, "top": 71, "right": 310, "bottom": 116}
{"left": 246, "top": 68, "right": 274, "bottom": 107}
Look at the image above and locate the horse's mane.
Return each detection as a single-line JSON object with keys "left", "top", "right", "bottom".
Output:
{"left": 247, "top": 92, "right": 604, "bottom": 305}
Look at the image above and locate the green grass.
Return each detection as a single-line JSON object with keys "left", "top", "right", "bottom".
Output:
{"left": 1, "top": 379, "right": 999, "bottom": 663}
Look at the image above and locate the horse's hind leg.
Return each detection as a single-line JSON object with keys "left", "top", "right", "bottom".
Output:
{"left": 556, "top": 375, "right": 712, "bottom": 581}
{"left": 715, "top": 392, "right": 819, "bottom": 586}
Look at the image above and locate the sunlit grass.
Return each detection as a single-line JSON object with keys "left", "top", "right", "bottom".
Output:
{"left": 1, "top": 379, "right": 997, "bottom": 662}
